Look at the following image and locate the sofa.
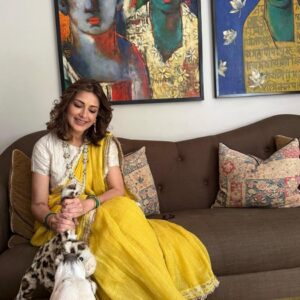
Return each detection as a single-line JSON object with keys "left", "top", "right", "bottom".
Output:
{"left": 1, "top": 114, "right": 300, "bottom": 300}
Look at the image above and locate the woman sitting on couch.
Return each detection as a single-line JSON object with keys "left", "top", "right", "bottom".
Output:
{"left": 30, "top": 78, "right": 219, "bottom": 299}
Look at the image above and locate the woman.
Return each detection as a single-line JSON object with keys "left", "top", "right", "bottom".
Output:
{"left": 30, "top": 78, "right": 219, "bottom": 299}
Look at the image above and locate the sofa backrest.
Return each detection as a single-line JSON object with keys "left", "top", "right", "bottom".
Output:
{"left": 1, "top": 114, "right": 300, "bottom": 252}
{"left": 118, "top": 114, "right": 300, "bottom": 212}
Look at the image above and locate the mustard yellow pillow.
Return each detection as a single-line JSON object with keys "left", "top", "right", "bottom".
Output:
{"left": 275, "top": 135, "right": 294, "bottom": 150}
{"left": 8, "top": 149, "right": 34, "bottom": 248}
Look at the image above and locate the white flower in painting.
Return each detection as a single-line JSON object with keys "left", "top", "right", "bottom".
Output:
{"left": 249, "top": 69, "right": 266, "bottom": 88}
{"left": 230, "top": 0, "right": 246, "bottom": 16}
{"left": 218, "top": 60, "right": 227, "bottom": 77}
{"left": 223, "top": 29, "right": 237, "bottom": 45}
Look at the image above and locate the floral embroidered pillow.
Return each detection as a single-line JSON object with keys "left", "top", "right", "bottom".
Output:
{"left": 213, "top": 139, "right": 300, "bottom": 208}
{"left": 123, "top": 147, "right": 160, "bottom": 215}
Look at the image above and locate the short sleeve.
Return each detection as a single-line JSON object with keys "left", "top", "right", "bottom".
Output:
{"left": 108, "top": 140, "right": 120, "bottom": 169}
{"left": 31, "top": 137, "right": 51, "bottom": 176}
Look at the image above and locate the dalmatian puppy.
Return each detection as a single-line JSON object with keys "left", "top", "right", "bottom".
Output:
{"left": 15, "top": 183, "right": 97, "bottom": 299}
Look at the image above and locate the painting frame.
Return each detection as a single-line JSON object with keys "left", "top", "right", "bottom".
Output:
{"left": 212, "top": 0, "right": 300, "bottom": 98}
{"left": 54, "top": 0, "right": 204, "bottom": 105}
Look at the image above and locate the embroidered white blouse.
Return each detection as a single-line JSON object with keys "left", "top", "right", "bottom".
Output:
{"left": 31, "top": 132, "right": 119, "bottom": 191}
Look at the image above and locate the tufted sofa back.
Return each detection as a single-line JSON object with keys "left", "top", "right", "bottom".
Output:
{"left": 1, "top": 114, "right": 300, "bottom": 252}
{"left": 118, "top": 114, "right": 300, "bottom": 212}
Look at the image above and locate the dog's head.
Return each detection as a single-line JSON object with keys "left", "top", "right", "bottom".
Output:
{"left": 55, "top": 253, "right": 86, "bottom": 282}
{"left": 61, "top": 182, "right": 80, "bottom": 202}
{"left": 55, "top": 239, "right": 97, "bottom": 277}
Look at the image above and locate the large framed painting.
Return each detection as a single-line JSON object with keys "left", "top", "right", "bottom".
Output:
{"left": 212, "top": 0, "right": 300, "bottom": 97}
{"left": 54, "top": 0, "right": 204, "bottom": 104}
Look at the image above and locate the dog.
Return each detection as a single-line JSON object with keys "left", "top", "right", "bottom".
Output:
{"left": 50, "top": 250, "right": 97, "bottom": 300}
{"left": 15, "top": 183, "right": 97, "bottom": 299}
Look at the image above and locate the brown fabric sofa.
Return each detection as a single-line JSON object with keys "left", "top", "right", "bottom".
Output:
{"left": 1, "top": 114, "right": 300, "bottom": 300}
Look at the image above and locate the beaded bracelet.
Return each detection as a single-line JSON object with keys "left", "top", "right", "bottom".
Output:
{"left": 88, "top": 195, "right": 101, "bottom": 209}
{"left": 43, "top": 212, "right": 56, "bottom": 229}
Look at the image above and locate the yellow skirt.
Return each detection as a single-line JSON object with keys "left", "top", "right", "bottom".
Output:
{"left": 88, "top": 197, "right": 218, "bottom": 300}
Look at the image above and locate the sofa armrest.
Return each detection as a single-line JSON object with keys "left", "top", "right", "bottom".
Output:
{"left": 0, "top": 181, "right": 10, "bottom": 254}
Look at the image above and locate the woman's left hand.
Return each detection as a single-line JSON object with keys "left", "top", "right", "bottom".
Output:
{"left": 61, "top": 197, "right": 86, "bottom": 219}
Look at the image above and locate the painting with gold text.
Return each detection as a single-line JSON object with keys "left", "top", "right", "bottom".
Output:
{"left": 54, "top": 0, "right": 203, "bottom": 104}
{"left": 212, "top": 0, "right": 300, "bottom": 97}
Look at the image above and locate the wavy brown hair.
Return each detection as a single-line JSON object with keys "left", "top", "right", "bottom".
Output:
{"left": 47, "top": 78, "right": 113, "bottom": 145}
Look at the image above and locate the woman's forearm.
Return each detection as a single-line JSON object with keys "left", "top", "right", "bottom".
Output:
{"left": 97, "top": 187, "right": 125, "bottom": 204}
{"left": 31, "top": 202, "right": 50, "bottom": 224}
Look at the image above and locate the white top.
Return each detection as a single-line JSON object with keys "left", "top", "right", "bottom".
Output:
{"left": 31, "top": 132, "right": 119, "bottom": 190}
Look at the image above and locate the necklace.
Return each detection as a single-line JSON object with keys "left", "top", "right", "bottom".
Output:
{"left": 62, "top": 141, "right": 88, "bottom": 195}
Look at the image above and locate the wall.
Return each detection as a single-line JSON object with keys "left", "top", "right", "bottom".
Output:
{"left": 0, "top": 0, "right": 299, "bottom": 154}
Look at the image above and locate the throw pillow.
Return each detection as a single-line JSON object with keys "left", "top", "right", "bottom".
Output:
{"left": 8, "top": 149, "right": 35, "bottom": 248}
{"left": 274, "top": 135, "right": 294, "bottom": 150}
{"left": 213, "top": 139, "right": 300, "bottom": 208}
{"left": 123, "top": 147, "right": 160, "bottom": 215}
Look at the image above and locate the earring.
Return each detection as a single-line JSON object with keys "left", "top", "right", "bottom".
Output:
{"left": 94, "top": 122, "right": 97, "bottom": 133}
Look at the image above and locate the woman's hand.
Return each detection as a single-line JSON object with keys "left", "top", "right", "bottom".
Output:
{"left": 61, "top": 197, "right": 87, "bottom": 219}
{"left": 48, "top": 213, "right": 76, "bottom": 233}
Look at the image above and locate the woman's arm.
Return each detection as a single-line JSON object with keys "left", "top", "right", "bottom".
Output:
{"left": 62, "top": 166, "right": 125, "bottom": 217}
{"left": 99, "top": 166, "right": 125, "bottom": 202}
{"left": 31, "top": 172, "right": 75, "bottom": 233}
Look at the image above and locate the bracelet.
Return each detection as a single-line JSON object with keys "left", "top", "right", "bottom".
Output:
{"left": 88, "top": 195, "right": 101, "bottom": 209}
{"left": 43, "top": 212, "right": 56, "bottom": 229}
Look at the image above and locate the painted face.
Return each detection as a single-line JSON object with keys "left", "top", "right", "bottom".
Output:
{"left": 151, "top": 0, "right": 182, "bottom": 13}
{"left": 67, "top": 90, "right": 99, "bottom": 137}
{"left": 66, "top": 0, "right": 118, "bottom": 35}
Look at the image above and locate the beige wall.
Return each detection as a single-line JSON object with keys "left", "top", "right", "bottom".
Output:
{"left": 1, "top": 0, "right": 300, "bottom": 154}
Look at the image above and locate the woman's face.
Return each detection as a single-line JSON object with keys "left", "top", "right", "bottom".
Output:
{"left": 66, "top": 0, "right": 118, "bottom": 35}
{"left": 67, "top": 90, "right": 99, "bottom": 137}
{"left": 151, "top": 0, "right": 182, "bottom": 13}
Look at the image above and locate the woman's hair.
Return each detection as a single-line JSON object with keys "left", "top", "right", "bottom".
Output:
{"left": 47, "top": 78, "right": 113, "bottom": 145}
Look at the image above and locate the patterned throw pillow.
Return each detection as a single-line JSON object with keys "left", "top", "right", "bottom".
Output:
{"left": 8, "top": 149, "right": 35, "bottom": 247}
{"left": 123, "top": 147, "right": 160, "bottom": 215}
{"left": 213, "top": 139, "right": 300, "bottom": 208}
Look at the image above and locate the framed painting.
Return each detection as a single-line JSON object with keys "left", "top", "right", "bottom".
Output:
{"left": 54, "top": 0, "right": 204, "bottom": 104}
{"left": 212, "top": 0, "right": 300, "bottom": 97}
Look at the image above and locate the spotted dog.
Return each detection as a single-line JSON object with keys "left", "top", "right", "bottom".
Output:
{"left": 15, "top": 184, "right": 96, "bottom": 299}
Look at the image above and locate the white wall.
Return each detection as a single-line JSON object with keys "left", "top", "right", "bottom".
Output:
{"left": 0, "top": 0, "right": 300, "bottom": 154}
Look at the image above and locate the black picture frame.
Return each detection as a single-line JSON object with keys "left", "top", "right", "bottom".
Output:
{"left": 212, "top": 0, "right": 300, "bottom": 98}
{"left": 54, "top": 0, "right": 204, "bottom": 104}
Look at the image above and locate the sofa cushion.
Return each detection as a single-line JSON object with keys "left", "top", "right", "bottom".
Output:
{"left": 8, "top": 150, "right": 35, "bottom": 248}
{"left": 123, "top": 147, "right": 160, "bottom": 215}
{"left": 213, "top": 139, "right": 300, "bottom": 208}
{"left": 169, "top": 207, "right": 300, "bottom": 276}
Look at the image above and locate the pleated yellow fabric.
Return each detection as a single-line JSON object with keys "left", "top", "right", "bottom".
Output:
{"left": 31, "top": 135, "right": 219, "bottom": 299}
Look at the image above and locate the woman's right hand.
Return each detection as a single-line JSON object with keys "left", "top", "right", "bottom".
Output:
{"left": 48, "top": 213, "right": 76, "bottom": 233}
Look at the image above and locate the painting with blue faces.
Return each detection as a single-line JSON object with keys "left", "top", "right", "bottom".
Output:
{"left": 54, "top": 0, "right": 204, "bottom": 104}
{"left": 213, "top": 0, "right": 300, "bottom": 97}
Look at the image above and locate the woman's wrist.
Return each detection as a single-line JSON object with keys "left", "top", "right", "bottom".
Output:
{"left": 43, "top": 212, "right": 56, "bottom": 229}
{"left": 87, "top": 195, "right": 101, "bottom": 210}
